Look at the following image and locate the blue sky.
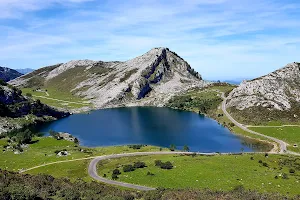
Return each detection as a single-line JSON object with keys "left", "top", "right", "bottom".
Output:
{"left": 1, "top": 0, "right": 300, "bottom": 80}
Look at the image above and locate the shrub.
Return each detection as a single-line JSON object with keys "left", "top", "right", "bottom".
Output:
{"left": 25, "top": 93, "right": 32, "bottom": 97}
{"left": 123, "top": 165, "right": 135, "bottom": 172}
{"left": 160, "top": 161, "right": 173, "bottom": 170}
{"left": 183, "top": 145, "right": 190, "bottom": 152}
{"left": 282, "top": 173, "right": 288, "bottom": 179}
{"left": 262, "top": 162, "right": 269, "bottom": 167}
{"left": 169, "top": 144, "right": 176, "bottom": 151}
{"left": 258, "top": 160, "right": 262, "bottom": 164}
{"left": 265, "top": 153, "right": 269, "bottom": 157}
{"left": 134, "top": 161, "right": 146, "bottom": 169}
{"left": 112, "top": 173, "right": 118, "bottom": 180}
{"left": 0, "top": 79, "right": 7, "bottom": 86}
{"left": 147, "top": 171, "right": 155, "bottom": 176}
{"left": 289, "top": 169, "right": 295, "bottom": 174}
{"left": 74, "top": 138, "right": 79, "bottom": 144}
{"left": 250, "top": 157, "right": 254, "bottom": 160}
{"left": 128, "top": 144, "right": 144, "bottom": 149}
{"left": 112, "top": 169, "right": 121, "bottom": 175}
{"left": 155, "top": 160, "right": 163, "bottom": 167}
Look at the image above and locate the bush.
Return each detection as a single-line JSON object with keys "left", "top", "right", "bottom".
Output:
{"left": 250, "top": 157, "right": 254, "bottom": 160}
{"left": 128, "top": 144, "right": 144, "bottom": 149}
{"left": 282, "top": 173, "right": 288, "bottom": 179}
{"left": 155, "top": 160, "right": 163, "bottom": 167}
{"left": 112, "top": 169, "right": 121, "bottom": 175}
{"left": 262, "top": 162, "right": 269, "bottom": 167}
{"left": 146, "top": 171, "right": 155, "bottom": 176}
{"left": 0, "top": 79, "right": 7, "bottom": 86}
{"left": 160, "top": 161, "right": 173, "bottom": 170}
{"left": 289, "top": 169, "right": 295, "bottom": 174}
{"left": 134, "top": 161, "right": 146, "bottom": 169}
{"left": 123, "top": 165, "right": 135, "bottom": 172}
{"left": 265, "top": 153, "right": 269, "bottom": 157}
{"left": 112, "top": 173, "right": 118, "bottom": 180}
{"left": 258, "top": 160, "right": 262, "bottom": 163}
{"left": 169, "top": 144, "right": 176, "bottom": 151}
{"left": 25, "top": 93, "right": 32, "bottom": 97}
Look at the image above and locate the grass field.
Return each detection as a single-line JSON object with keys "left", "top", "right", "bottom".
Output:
{"left": 250, "top": 127, "right": 300, "bottom": 153}
{"left": 97, "top": 154, "right": 300, "bottom": 196}
{"left": 0, "top": 137, "right": 165, "bottom": 173}
{"left": 21, "top": 87, "right": 91, "bottom": 109}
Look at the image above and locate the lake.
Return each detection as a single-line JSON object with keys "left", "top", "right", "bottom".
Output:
{"left": 36, "top": 107, "right": 268, "bottom": 152}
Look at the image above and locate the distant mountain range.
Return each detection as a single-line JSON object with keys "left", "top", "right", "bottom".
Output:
{"left": 16, "top": 68, "right": 34, "bottom": 74}
{"left": 10, "top": 47, "right": 208, "bottom": 109}
{"left": 0, "top": 66, "right": 23, "bottom": 82}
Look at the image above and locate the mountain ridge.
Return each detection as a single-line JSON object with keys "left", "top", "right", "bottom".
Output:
{"left": 0, "top": 66, "right": 23, "bottom": 82}
{"left": 10, "top": 47, "right": 207, "bottom": 110}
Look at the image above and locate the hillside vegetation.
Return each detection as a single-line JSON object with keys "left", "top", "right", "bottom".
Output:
{"left": 1, "top": 169, "right": 294, "bottom": 200}
{"left": 0, "top": 81, "right": 69, "bottom": 134}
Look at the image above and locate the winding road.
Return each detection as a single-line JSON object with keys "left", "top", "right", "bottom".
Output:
{"left": 220, "top": 92, "right": 288, "bottom": 153}
{"left": 220, "top": 92, "right": 300, "bottom": 156}
{"left": 88, "top": 151, "right": 241, "bottom": 191}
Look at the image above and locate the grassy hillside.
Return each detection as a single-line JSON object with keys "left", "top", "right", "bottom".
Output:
{"left": 21, "top": 88, "right": 91, "bottom": 110}
{"left": 0, "top": 136, "right": 165, "bottom": 175}
{"left": 97, "top": 154, "right": 300, "bottom": 196}
{"left": 1, "top": 170, "right": 293, "bottom": 200}
{"left": 249, "top": 126, "right": 300, "bottom": 153}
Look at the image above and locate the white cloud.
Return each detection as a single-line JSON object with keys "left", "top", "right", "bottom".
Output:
{"left": 0, "top": 0, "right": 300, "bottom": 79}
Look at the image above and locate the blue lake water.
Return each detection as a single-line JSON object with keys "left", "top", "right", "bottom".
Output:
{"left": 36, "top": 107, "right": 266, "bottom": 152}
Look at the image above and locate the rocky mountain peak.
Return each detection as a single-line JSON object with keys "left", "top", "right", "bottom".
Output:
{"left": 227, "top": 62, "right": 300, "bottom": 111}
{"left": 9, "top": 48, "right": 207, "bottom": 110}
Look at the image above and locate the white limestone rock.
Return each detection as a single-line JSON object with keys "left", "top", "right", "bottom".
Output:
{"left": 226, "top": 62, "right": 300, "bottom": 111}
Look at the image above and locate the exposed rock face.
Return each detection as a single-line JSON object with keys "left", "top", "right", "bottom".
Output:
{"left": 0, "top": 67, "right": 23, "bottom": 82}
{"left": 226, "top": 62, "right": 300, "bottom": 111}
{"left": 10, "top": 47, "right": 207, "bottom": 109}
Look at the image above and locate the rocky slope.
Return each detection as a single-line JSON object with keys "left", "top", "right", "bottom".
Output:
{"left": 10, "top": 48, "right": 207, "bottom": 109}
{"left": 0, "top": 67, "right": 23, "bottom": 82}
{"left": 0, "top": 83, "right": 69, "bottom": 134}
{"left": 226, "top": 62, "right": 300, "bottom": 124}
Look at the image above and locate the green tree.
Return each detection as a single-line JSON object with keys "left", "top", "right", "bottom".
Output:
{"left": 169, "top": 144, "right": 176, "bottom": 151}
{"left": 74, "top": 137, "right": 79, "bottom": 144}
{"left": 183, "top": 145, "right": 190, "bottom": 152}
{"left": 16, "top": 129, "right": 33, "bottom": 144}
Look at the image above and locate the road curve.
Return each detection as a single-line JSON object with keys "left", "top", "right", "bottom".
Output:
{"left": 88, "top": 151, "right": 220, "bottom": 191}
{"left": 220, "top": 92, "right": 288, "bottom": 153}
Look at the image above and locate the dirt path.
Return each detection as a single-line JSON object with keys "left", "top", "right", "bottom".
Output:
{"left": 32, "top": 95, "right": 90, "bottom": 105}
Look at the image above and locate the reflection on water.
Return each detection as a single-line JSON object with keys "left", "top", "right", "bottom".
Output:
{"left": 35, "top": 107, "right": 270, "bottom": 153}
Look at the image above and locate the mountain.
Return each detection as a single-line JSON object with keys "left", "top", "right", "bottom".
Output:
{"left": 10, "top": 47, "right": 207, "bottom": 109}
{"left": 16, "top": 68, "right": 34, "bottom": 74}
{"left": 0, "top": 82, "right": 69, "bottom": 134}
{"left": 0, "top": 67, "right": 23, "bottom": 82}
{"left": 226, "top": 62, "right": 300, "bottom": 125}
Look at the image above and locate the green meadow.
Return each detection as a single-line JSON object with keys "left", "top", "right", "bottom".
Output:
{"left": 97, "top": 153, "right": 300, "bottom": 196}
